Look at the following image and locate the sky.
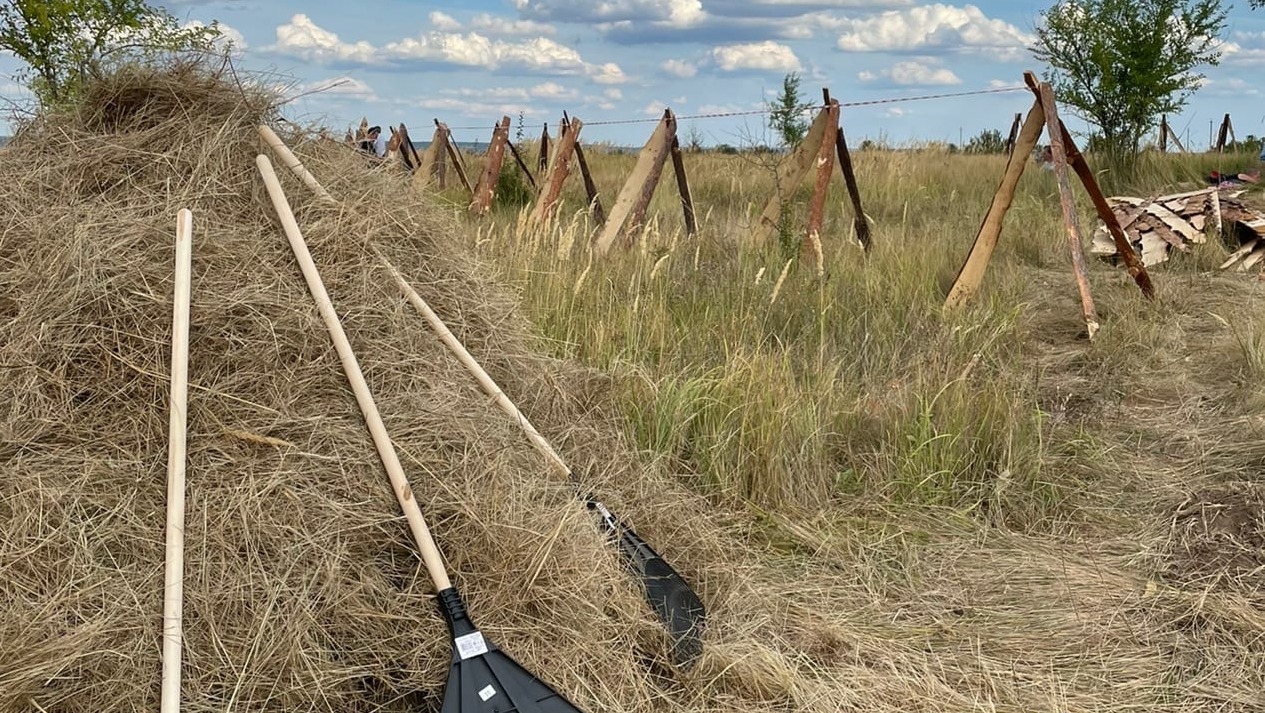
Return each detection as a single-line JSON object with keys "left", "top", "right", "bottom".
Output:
{"left": 1, "top": 1, "right": 1263, "bottom": 149}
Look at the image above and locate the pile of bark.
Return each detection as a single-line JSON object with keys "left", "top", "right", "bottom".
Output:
{"left": 1089, "top": 187, "right": 1265, "bottom": 270}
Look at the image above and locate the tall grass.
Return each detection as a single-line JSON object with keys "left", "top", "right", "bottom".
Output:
{"left": 441, "top": 143, "right": 1262, "bottom": 528}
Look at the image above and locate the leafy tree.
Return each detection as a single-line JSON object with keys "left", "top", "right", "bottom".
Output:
{"left": 767, "top": 71, "right": 808, "bottom": 148}
{"left": 1030, "top": 0, "right": 1228, "bottom": 163}
{"left": 964, "top": 128, "right": 1007, "bottom": 154}
{"left": 0, "top": 0, "right": 222, "bottom": 106}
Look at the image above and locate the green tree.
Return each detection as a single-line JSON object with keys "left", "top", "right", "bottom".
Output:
{"left": 965, "top": 128, "right": 1007, "bottom": 154}
{"left": 767, "top": 71, "right": 808, "bottom": 148}
{"left": 0, "top": 0, "right": 222, "bottom": 106}
{"left": 1030, "top": 0, "right": 1228, "bottom": 164}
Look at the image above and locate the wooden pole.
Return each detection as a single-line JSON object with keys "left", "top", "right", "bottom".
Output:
{"left": 436, "top": 119, "right": 472, "bottom": 194}
{"left": 944, "top": 99, "right": 1045, "bottom": 309}
{"left": 1036, "top": 80, "right": 1099, "bottom": 339}
{"left": 1159, "top": 115, "right": 1168, "bottom": 153}
{"left": 470, "top": 116, "right": 511, "bottom": 216}
{"left": 669, "top": 135, "right": 697, "bottom": 236}
{"left": 1005, "top": 112, "right": 1022, "bottom": 155}
{"left": 506, "top": 140, "right": 537, "bottom": 190}
{"left": 825, "top": 88, "right": 871, "bottom": 250}
{"left": 538, "top": 123, "right": 550, "bottom": 175}
{"left": 161, "top": 208, "right": 193, "bottom": 713}
{"left": 804, "top": 99, "right": 839, "bottom": 275}
{"left": 594, "top": 110, "right": 675, "bottom": 256}
{"left": 528, "top": 116, "right": 581, "bottom": 228}
{"left": 572, "top": 140, "right": 606, "bottom": 226}
{"left": 257, "top": 125, "right": 336, "bottom": 203}
{"left": 256, "top": 154, "right": 454, "bottom": 591}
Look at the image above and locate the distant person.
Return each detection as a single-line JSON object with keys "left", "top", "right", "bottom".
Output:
{"left": 359, "top": 126, "right": 386, "bottom": 158}
{"left": 1036, "top": 145, "right": 1055, "bottom": 171}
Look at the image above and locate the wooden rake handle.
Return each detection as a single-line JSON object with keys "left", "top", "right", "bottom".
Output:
{"left": 253, "top": 122, "right": 572, "bottom": 482}
{"left": 379, "top": 259, "right": 572, "bottom": 480}
{"left": 255, "top": 154, "right": 453, "bottom": 592}
{"left": 161, "top": 208, "right": 193, "bottom": 713}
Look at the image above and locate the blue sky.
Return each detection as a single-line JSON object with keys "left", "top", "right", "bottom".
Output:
{"left": 2, "top": 1, "right": 1263, "bottom": 148}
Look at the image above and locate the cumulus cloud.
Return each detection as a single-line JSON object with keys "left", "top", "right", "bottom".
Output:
{"left": 661, "top": 58, "right": 698, "bottom": 77}
{"left": 858, "top": 59, "right": 961, "bottom": 86}
{"left": 711, "top": 41, "right": 801, "bottom": 72}
{"left": 515, "top": 0, "right": 706, "bottom": 28}
{"left": 266, "top": 14, "right": 624, "bottom": 82}
{"left": 429, "top": 11, "right": 463, "bottom": 31}
{"left": 835, "top": 4, "right": 1033, "bottom": 60}
{"left": 470, "top": 13, "right": 557, "bottom": 36}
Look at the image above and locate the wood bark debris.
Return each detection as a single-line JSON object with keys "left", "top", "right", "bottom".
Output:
{"left": 1088, "top": 188, "right": 1265, "bottom": 271}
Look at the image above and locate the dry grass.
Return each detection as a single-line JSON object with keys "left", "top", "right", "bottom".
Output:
{"left": 4, "top": 58, "right": 1265, "bottom": 713}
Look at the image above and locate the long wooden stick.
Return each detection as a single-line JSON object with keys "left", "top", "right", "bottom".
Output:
{"left": 1037, "top": 82, "right": 1099, "bottom": 339}
{"left": 161, "top": 208, "right": 193, "bottom": 713}
{"left": 257, "top": 125, "right": 336, "bottom": 204}
{"left": 256, "top": 154, "right": 453, "bottom": 591}
{"left": 944, "top": 99, "right": 1045, "bottom": 309}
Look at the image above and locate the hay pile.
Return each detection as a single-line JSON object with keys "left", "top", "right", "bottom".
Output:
{"left": 3, "top": 60, "right": 1265, "bottom": 713}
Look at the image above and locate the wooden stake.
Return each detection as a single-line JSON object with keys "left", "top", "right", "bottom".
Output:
{"left": 669, "top": 135, "right": 697, "bottom": 236}
{"left": 528, "top": 116, "right": 581, "bottom": 228}
{"left": 436, "top": 119, "right": 472, "bottom": 194}
{"left": 1036, "top": 79, "right": 1099, "bottom": 339}
{"left": 1159, "top": 115, "right": 1168, "bottom": 153}
{"left": 161, "top": 208, "right": 193, "bottom": 713}
{"left": 257, "top": 125, "right": 337, "bottom": 204}
{"left": 538, "top": 123, "right": 551, "bottom": 175}
{"left": 470, "top": 116, "right": 511, "bottom": 216}
{"left": 415, "top": 125, "right": 448, "bottom": 191}
{"left": 572, "top": 140, "right": 606, "bottom": 226}
{"left": 595, "top": 109, "right": 675, "bottom": 256}
{"left": 804, "top": 100, "right": 840, "bottom": 275}
{"left": 750, "top": 106, "right": 834, "bottom": 246}
{"left": 506, "top": 140, "right": 537, "bottom": 189}
{"left": 1005, "top": 112, "right": 1022, "bottom": 155}
{"left": 397, "top": 122, "right": 423, "bottom": 171}
{"left": 944, "top": 98, "right": 1045, "bottom": 309}
{"left": 825, "top": 88, "right": 871, "bottom": 251}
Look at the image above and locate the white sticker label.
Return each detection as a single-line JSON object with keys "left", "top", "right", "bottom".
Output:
{"left": 478, "top": 685, "right": 497, "bottom": 701}
{"left": 454, "top": 632, "right": 489, "bottom": 660}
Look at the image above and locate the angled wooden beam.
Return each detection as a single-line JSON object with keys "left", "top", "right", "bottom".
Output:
{"left": 824, "top": 88, "right": 871, "bottom": 251}
{"left": 944, "top": 98, "right": 1045, "bottom": 310}
{"left": 506, "top": 140, "right": 537, "bottom": 189}
{"left": 1005, "top": 112, "right": 1022, "bottom": 155}
{"left": 594, "top": 109, "right": 676, "bottom": 256}
{"left": 414, "top": 124, "right": 448, "bottom": 192}
{"left": 803, "top": 99, "right": 840, "bottom": 276}
{"left": 669, "top": 135, "right": 697, "bottom": 236}
{"left": 538, "top": 123, "right": 551, "bottom": 175}
{"left": 527, "top": 116, "right": 581, "bottom": 228}
{"left": 435, "top": 118, "right": 472, "bottom": 194}
{"left": 750, "top": 105, "right": 834, "bottom": 247}
{"left": 572, "top": 139, "right": 606, "bottom": 226}
{"left": 470, "top": 116, "right": 511, "bottom": 216}
{"left": 1032, "top": 73, "right": 1099, "bottom": 339}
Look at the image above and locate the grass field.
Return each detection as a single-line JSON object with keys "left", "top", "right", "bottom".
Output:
{"left": 421, "top": 139, "right": 1265, "bottom": 707}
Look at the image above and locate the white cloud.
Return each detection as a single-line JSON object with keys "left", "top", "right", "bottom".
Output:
{"left": 267, "top": 14, "right": 623, "bottom": 81}
{"left": 516, "top": 0, "right": 706, "bottom": 28}
{"left": 470, "top": 13, "right": 557, "bottom": 36}
{"left": 711, "top": 41, "right": 801, "bottom": 72}
{"left": 661, "top": 58, "right": 698, "bottom": 77}
{"left": 604, "top": 88, "right": 623, "bottom": 100}
{"left": 429, "top": 11, "right": 463, "bottom": 31}
{"left": 858, "top": 59, "right": 961, "bottom": 86}
{"left": 643, "top": 99, "right": 668, "bottom": 115}
{"left": 834, "top": 4, "right": 1033, "bottom": 60}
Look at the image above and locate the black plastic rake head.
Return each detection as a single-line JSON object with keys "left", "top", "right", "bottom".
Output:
{"left": 437, "top": 587, "right": 588, "bottom": 713}
{"left": 585, "top": 496, "right": 707, "bottom": 669}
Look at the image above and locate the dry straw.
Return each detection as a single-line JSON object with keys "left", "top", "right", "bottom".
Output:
{"left": 3, "top": 57, "right": 1265, "bottom": 713}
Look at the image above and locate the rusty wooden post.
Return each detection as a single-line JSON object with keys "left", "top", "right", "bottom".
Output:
{"left": 944, "top": 98, "right": 1045, "bottom": 310}
{"left": 413, "top": 124, "right": 448, "bottom": 192}
{"left": 435, "top": 118, "right": 472, "bottom": 194}
{"left": 538, "top": 123, "right": 550, "bottom": 175}
{"left": 572, "top": 140, "right": 605, "bottom": 226}
{"left": 398, "top": 122, "right": 422, "bottom": 170}
{"left": 1215, "top": 114, "right": 1232, "bottom": 152}
{"left": 506, "top": 140, "right": 537, "bottom": 189}
{"left": 1005, "top": 112, "right": 1022, "bottom": 155}
{"left": 594, "top": 109, "right": 676, "bottom": 256}
{"left": 527, "top": 116, "right": 581, "bottom": 228}
{"left": 1159, "top": 115, "right": 1168, "bottom": 153}
{"left": 804, "top": 99, "right": 840, "bottom": 276}
{"left": 669, "top": 135, "right": 697, "bottom": 236}
{"left": 470, "top": 116, "right": 511, "bottom": 216}
{"left": 825, "top": 88, "right": 871, "bottom": 250}
{"left": 750, "top": 106, "right": 834, "bottom": 246}
{"left": 1050, "top": 119, "right": 1155, "bottom": 299}
{"left": 1035, "top": 77, "right": 1099, "bottom": 339}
